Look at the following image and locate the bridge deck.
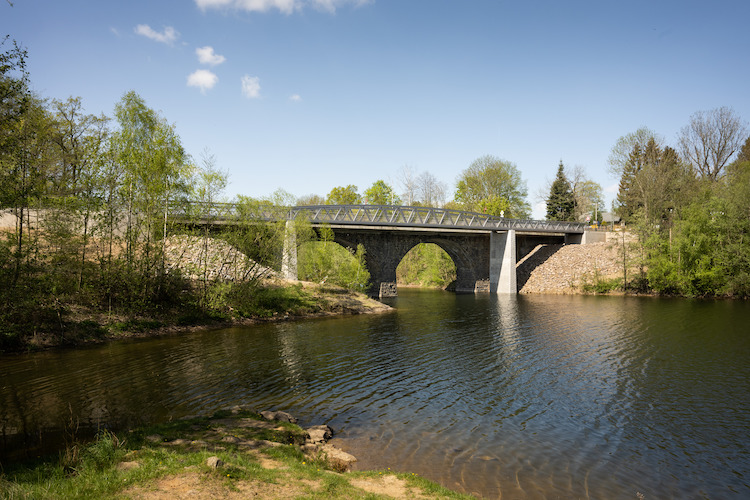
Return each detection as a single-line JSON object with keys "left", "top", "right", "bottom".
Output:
{"left": 176, "top": 203, "right": 585, "bottom": 234}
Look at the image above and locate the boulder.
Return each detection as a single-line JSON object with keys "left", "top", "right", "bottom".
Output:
{"left": 305, "top": 424, "right": 333, "bottom": 444}
{"left": 206, "top": 456, "right": 224, "bottom": 469}
{"left": 260, "top": 410, "right": 298, "bottom": 423}
{"left": 320, "top": 444, "right": 357, "bottom": 472}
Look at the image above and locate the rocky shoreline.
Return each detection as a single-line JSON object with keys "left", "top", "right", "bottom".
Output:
{"left": 518, "top": 239, "right": 622, "bottom": 294}
{"left": 138, "top": 407, "right": 358, "bottom": 474}
{"left": 2, "top": 406, "right": 472, "bottom": 499}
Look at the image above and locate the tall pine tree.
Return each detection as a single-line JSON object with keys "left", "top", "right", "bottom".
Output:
{"left": 546, "top": 161, "right": 576, "bottom": 221}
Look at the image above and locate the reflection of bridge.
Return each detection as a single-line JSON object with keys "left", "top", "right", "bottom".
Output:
{"left": 176, "top": 203, "right": 595, "bottom": 297}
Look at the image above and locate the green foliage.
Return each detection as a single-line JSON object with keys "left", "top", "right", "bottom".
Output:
{"left": 363, "top": 179, "right": 401, "bottom": 205}
{"left": 581, "top": 276, "right": 622, "bottom": 294}
{"left": 616, "top": 138, "right": 696, "bottom": 226}
{"left": 736, "top": 135, "right": 750, "bottom": 164}
{"left": 298, "top": 237, "right": 370, "bottom": 290}
{"left": 206, "top": 281, "right": 318, "bottom": 318}
{"left": 396, "top": 243, "right": 456, "bottom": 288}
{"left": 546, "top": 161, "right": 576, "bottom": 221}
{"left": 326, "top": 184, "right": 361, "bottom": 205}
{"left": 454, "top": 155, "right": 531, "bottom": 218}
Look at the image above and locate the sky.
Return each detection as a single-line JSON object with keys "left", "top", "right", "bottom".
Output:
{"left": 4, "top": 0, "right": 750, "bottom": 219}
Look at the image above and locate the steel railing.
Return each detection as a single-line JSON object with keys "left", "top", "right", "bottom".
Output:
{"left": 173, "top": 202, "right": 586, "bottom": 234}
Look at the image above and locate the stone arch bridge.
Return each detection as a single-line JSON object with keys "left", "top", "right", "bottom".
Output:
{"left": 176, "top": 204, "right": 597, "bottom": 298}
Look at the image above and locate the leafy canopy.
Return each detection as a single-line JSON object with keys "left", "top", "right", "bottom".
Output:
{"left": 326, "top": 184, "right": 361, "bottom": 205}
{"left": 454, "top": 155, "right": 530, "bottom": 218}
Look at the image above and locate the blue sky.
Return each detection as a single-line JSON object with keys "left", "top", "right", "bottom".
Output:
{"left": 4, "top": 0, "right": 750, "bottom": 218}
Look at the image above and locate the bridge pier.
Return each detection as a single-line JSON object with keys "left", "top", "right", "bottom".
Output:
{"left": 281, "top": 220, "right": 298, "bottom": 280}
{"left": 490, "top": 230, "right": 517, "bottom": 294}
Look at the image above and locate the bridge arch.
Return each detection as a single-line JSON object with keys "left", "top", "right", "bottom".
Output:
{"left": 395, "top": 242, "right": 457, "bottom": 288}
{"left": 330, "top": 228, "right": 498, "bottom": 297}
{"left": 180, "top": 204, "right": 590, "bottom": 298}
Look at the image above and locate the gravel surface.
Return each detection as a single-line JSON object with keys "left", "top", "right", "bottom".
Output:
{"left": 518, "top": 240, "right": 622, "bottom": 294}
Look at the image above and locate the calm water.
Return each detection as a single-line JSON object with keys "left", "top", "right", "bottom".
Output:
{"left": 2, "top": 290, "right": 749, "bottom": 498}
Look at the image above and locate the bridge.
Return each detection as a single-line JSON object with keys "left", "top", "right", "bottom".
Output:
{"left": 176, "top": 203, "right": 596, "bottom": 297}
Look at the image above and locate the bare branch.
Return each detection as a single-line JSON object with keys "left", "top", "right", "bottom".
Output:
{"left": 678, "top": 106, "right": 747, "bottom": 180}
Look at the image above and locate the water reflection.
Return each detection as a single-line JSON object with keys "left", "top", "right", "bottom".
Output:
{"left": 1, "top": 291, "right": 749, "bottom": 499}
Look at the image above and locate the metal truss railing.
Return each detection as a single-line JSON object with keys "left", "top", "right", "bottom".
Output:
{"left": 174, "top": 202, "right": 585, "bottom": 234}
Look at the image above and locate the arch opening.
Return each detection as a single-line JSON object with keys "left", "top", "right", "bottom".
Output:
{"left": 396, "top": 242, "right": 457, "bottom": 290}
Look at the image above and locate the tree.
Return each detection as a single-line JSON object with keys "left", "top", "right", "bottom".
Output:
{"left": 546, "top": 161, "right": 576, "bottom": 221}
{"left": 326, "top": 184, "right": 361, "bottom": 205}
{"left": 0, "top": 37, "right": 36, "bottom": 284}
{"left": 733, "top": 135, "right": 750, "bottom": 165}
{"left": 296, "top": 193, "right": 325, "bottom": 205}
{"left": 616, "top": 144, "right": 643, "bottom": 222}
{"left": 617, "top": 138, "right": 695, "bottom": 226}
{"left": 192, "top": 149, "right": 228, "bottom": 305}
{"left": 575, "top": 180, "right": 604, "bottom": 222}
{"left": 110, "top": 91, "right": 191, "bottom": 302}
{"left": 397, "top": 165, "right": 418, "bottom": 205}
{"left": 608, "top": 127, "right": 661, "bottom": 178}
{"left": 454, "top": 155, "right": 530, "bottom": 218}
{"left": 678, "top": 106, "right": 748, "bottom": 181}
{"left": 416, "top": 171, "right": 446, "bottom": 207}
{"left": 363, "top": 179, "right": 400, "bottom": 205}
{"left": 46, "top": 97, "right": 110, "bottom": 289}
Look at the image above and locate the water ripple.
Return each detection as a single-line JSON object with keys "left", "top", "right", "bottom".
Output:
{"left": 2, "top": 292, "right": 750, "bottom": 498}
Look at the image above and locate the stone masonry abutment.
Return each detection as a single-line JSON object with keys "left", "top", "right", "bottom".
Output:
{"left": 332, "top": 229, "right": 496, "bottom": 297}
{"left": 279, "top": 222, "right": 588, "bottom": 298}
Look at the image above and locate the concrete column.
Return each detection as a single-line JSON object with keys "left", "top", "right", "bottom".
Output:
{"left": 489, "top": 230, "right": 517, "bottom": 294}
{"left": 281, "top": 220, "right": 297, "bottom": 281}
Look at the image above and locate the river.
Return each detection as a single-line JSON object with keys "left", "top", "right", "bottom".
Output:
{"left": 1, "top": 290, "right": 749, "bottom": 498}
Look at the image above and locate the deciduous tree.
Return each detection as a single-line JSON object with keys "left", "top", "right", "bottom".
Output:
{"left": 326, "top": 184, "right": 361, "bottom": 205}
{"left": 608, "top": 127, "right": 661, "bottom": 178}
{"left": 364, "top": 179, "right": 400, "bottom": 205}
{"left": 454, "top": 155, "right": 530, "bottom": 218}
{"left": 678, "top": 106, "right": 748, "bottom": 181}
{"left": 416, "top": 171, "right": 446, "bottom": 207}
{"left": 110, "top": 91, "right": 190, "bottom": 300}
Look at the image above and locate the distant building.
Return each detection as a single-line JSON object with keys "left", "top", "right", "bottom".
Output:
{"left": 602, "top": 212, "right": 621, "bottom": 228}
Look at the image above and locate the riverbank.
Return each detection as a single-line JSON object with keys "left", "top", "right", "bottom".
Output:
{"left": 4, "top": 280, "right": 392, "bottom": 354}
{"left": 0, "top": 408, "right": 473, "bottom": 499}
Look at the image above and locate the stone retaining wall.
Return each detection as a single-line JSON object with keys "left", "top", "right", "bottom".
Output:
{"left": 518, "top": 241, "right": 622, "bottom": 294}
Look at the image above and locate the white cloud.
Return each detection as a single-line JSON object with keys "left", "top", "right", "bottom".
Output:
{"left": 289, "top": 94, "right": 302, "bottom": 102}
{"left": 241, "top": 75, "right": 261, "bottom": 98}
{"left": 196, "top": 46, "right": 226, "bottom": 66}
{"left": 187, "top": 69, "right": 219, "bottom": 94}
{"left": 195, "top": 0, "right": 371, "bottom": 14}
{"left": 134, "top": 24, "right": 179, "bottom": 45}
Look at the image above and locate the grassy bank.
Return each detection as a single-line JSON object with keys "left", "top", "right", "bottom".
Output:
{"left": 1, "top": 281, "right": 391, "bottom": 354}
{"left": 0, "top": 409, "right": 471, "bottom": 500}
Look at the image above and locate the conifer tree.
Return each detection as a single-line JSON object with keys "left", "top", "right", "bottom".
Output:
{"left": 546, "top": 161, "right": 576, "bottom": 221}
{"left": 616, "top": 145, "right": 643, "bottom": 222}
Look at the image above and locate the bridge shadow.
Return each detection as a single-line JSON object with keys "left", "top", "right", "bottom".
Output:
{"left": 515, "top": 244, "right": 563, "bottom": 291}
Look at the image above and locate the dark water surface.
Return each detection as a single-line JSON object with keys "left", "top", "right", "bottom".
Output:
{"left": 2, "top": 290, "right": 749, "bottom": 498}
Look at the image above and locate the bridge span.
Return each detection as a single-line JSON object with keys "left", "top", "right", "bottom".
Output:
{"left": 177, "top": 203, "right": 595, "bottom": 297}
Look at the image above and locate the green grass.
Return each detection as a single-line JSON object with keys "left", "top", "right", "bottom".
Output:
{"left": 0, "top": 410, "right": 476, "bottom": 499}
